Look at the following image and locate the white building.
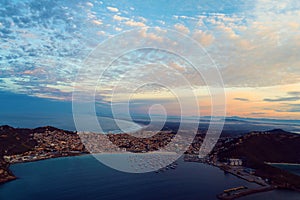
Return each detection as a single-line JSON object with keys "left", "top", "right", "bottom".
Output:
{"left": 228, "top": 158, "right": 243, "bottom": 166}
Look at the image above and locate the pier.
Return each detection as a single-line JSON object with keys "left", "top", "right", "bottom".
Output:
{"left": 216, "top": 165, "right": 276, "bottom": 199}
{"left": 217, "top": 186, "right": 275, "bottom": 200}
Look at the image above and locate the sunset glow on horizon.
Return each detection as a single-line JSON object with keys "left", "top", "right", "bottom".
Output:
{"left": 1, "top": 0, "right": 300, "bottom": 119}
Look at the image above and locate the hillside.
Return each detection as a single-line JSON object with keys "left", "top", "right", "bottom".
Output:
{"left": 217, "top": 129, "right": 300, "bottom": 164}
{"left": 0, "top": 125, "right": 86, "bottom": 184}
{"left": 216, "top": 129, "right": 300, "bottom": 189}
{"left": 0, "top": 125, "right": 37, "bottom": 155}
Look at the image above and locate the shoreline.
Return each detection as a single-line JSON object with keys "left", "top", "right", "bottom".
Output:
{"left": 265, "top": 162, "right": 300, "bottom": 166}
{"left": 183, "top": 155, "right": 300, "bottom": 200}
{"left": 1, "top": 125, "right": 300, "bottom": 199}
{"left": 1, "top": 151, "right": 180, "bottom": 184}
{"left": 217, "top": 186, "right": 276, "bottom": 200}
{"left": 2, "top": 153, "right": 300, "bottom": 200}
{"left": 9, "top": 151, "right": 179, "bottom": 165}
{"left": 215, "top": 163, "right": 300, "bottom": 199}
{"left": 0, "top": 152, "right": 89, "bottom": 185}
{"left": 216, "top": 166, "right": 276, "bottom": 199}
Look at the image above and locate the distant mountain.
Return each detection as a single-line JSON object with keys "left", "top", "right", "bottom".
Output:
{"left": 131, "top": 115, "right": 300, "bottom": 126}
{"left": 267, "top": 129, "right": 292, "bottom": 134}
{"left": 225, "top": 116, "right": 300, "bottom": 126}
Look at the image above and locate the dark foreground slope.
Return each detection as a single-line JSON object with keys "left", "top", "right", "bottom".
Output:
{"left": 0, "top": 125, "right": 86, "bottom": 184}
{"left": 0, "top": 125, "right": 37, "bottom": 183}
{"left": 216, "top": 129, "right": 300, "bottom": 190}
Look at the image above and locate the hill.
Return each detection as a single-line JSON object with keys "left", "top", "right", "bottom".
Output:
{"left": 216, "top": 129, "right": 300, "bottom": 190}
{"left": 0, "top": 125, "right": 86, "bottom": 184}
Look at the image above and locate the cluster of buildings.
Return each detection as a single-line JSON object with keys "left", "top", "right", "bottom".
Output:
{"left": 4, "top": 129, "right": 86, "bottom": 164}
{"left": 3, "top": 128, "right": 213, "bottom": 165}
{"left": 79, "top": 130, "right": 194, "bottom": 153}
{"left": 78, "top": 132, "right": 124, "bottom": 153}
{"left": 34, "top": 129, "right": 85, "bottom": 153}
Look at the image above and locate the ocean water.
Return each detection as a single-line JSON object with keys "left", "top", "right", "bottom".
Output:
{"left": 239, "top": 190, "right": 300, "bottom": 200}
{"left": 238, "top": 164, "right": 300, "bottom": 200}
{"left": 271, "top": 164, "right": 300, "bottom": 176}
{"left": 0, "top": 155, "right": 260, "bottom": 200}
{"left": 1, "top": 155, "right": 300, "bottom": 200}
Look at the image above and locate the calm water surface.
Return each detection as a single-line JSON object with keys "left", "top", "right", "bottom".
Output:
{"left": 271, "top": 164, "right": 300, "bottom": 176}
{"left": 0, "top": 155, "right": 299, "bottom": 200}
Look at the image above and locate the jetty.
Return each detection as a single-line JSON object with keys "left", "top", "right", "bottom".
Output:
{"left": 217, "top": 186, "right": 275, "bottom": 200}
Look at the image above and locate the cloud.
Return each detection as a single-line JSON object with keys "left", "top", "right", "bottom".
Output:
{"left": 192, "top": 30, "right": 214, "bottom": 46}
{"left": 137, "top": 16, "right": 147, "bottom": 23}
{"left": 263, "top": 97, "right": 300, "bottom": 102}
{"left": 22, "top": 68, "right": 48, "bottom": 76}
{"left": 97, "top": 31, "right": 106, "bottom": 36}
{"left": 86, "top": 2, "right": 94, "bottom": 7}
{"left": 107, "top": 6, "right": 119, "bottom": 12}
{"left": 113, "top": 15, "right": 128, "bottom": 21}
{"left": 0, "top": 0, "right": 299, "bottom": 118}
{"left": 234, "top": 98, "right": 249, "bottom": 102}
{"left": 124, "top": 20, "right": 146, "bottom": 27}
{"left": 91, "top": 19, "right": 103, "bottom": 25}
{"left": 200, "top": 0, "right": 300, "bottom": 87}
{"left": 139, "top": 29, "right": 163, "bottom": 42}
{"left": 288, "top": 91, "right": 300, "bottom": 96}
{"left": 275, "top": 104, "right": 300, "bottom": 113}
{"left": 0, "top": 0, "right": 92, "bottom": 100}
{"left": 157, "top": 20, "right": 165, "bottom": 25}
{"left": 174, "top": 23, "right": 190, "bottom": 34}
{"left": 168, "top": 62, "right": 186, "bottom": 72}
{"left": 250, "top": 112, "right": 266, "bottom": 115}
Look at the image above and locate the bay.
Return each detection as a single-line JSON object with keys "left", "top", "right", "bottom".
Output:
{"left": 0, "top": 155, "right": 257, "bottom": 200}
{"left": 1, "top": 155, "right": 300, "bottom": 200}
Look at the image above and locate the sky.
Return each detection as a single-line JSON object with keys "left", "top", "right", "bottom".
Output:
{"left": 0, "top": 0, "right": 300, "bottom": 120}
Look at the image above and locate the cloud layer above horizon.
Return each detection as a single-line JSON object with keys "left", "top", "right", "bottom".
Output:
{"left": 0, "top": 0, "right": 300, "bottom": 118}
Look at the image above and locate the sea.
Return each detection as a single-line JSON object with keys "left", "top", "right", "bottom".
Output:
{"left": 1, "top": 112, "right": 300, "bottom": 199}
{"left": 270, "top": 163, "right": 300, "bottom": 176}
{"left": 0, "top": 155, "right": 300, "bottom": 200}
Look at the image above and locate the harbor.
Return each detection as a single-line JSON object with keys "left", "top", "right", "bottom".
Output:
{"left": 217, "top": 186, "right": 275, "bottom": 200}
{"left": 216, "top": 166, "right": 275, "bottom": 199}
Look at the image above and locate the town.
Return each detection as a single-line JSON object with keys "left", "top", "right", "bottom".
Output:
{"left": 1, "top": 125, "right": 300, "bottom": 199}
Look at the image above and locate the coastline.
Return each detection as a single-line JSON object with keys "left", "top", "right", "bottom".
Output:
{"left": 215, "top": 163, "right": 300, "bottom": 199}
{"left": 0, "top": 152, "right": 89, "bottom": 185}
{"left": 184, "top": 155, "right": 300, "bottom": 200}
{"left": 1, "top": 125, "right": 300, "bottom": 199}
{"left": 265, "top": 162, "right": 300, "bottom": 166}
{"left": 0, "top": 154, "right": 277, "bottom": 200}
{"left": 217, "top": 186, "right": 276, "bottom": 200}
{"left": 0, "top": 173, "right": 16, "bottom": 185}
{"left": 0, "top": 151, "right": 179, "bottom": 185}
{"left": 2, "top": 152, "right": 300, "bottom": 200}
{"left": 216, "top": 165, "right": 276, "bottom": 200}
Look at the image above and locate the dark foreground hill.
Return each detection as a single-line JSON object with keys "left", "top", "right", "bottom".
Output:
{"left": 0, "top": 125, "right": 37, "bottom": 183}
{"left": 0, "top": 125, "right": 86, "bottom": 184}
{"left": 216, "top": 129, "right": 300, "bottom": 190}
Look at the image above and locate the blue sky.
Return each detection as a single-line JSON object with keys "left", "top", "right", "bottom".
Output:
{"left": 0, "top": 0, "right": 300, "bottom": 120}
